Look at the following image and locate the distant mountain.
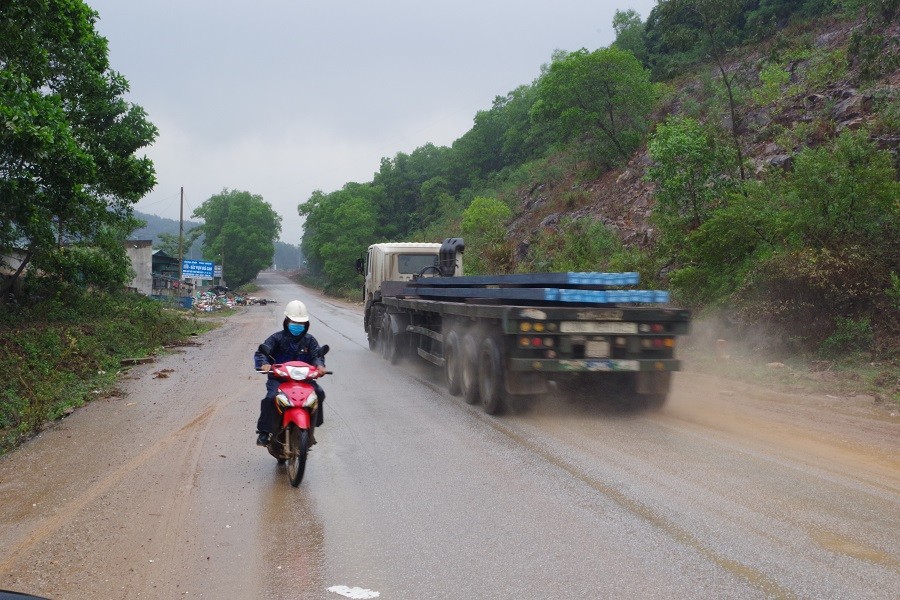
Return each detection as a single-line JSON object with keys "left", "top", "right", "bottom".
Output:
{"left": 132, "top": 211, "right": 204, "bottom": 259}
{"left": 132, "top": 211, "right": 303, "bottom": 270}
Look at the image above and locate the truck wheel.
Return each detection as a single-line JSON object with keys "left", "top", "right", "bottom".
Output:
{"left": 642, "top": 393, "right": 668, "bottom": 410}
{"left": 478, "top": 336, "right": 506, "bottom": 415}
{"left": 380, "top": 315, "right": 402, "bottom": 364}
{"left": 461, "top": 332, "right": 480, "bottom": 405}
{"left": 367, "top": 327, "right": 379, "bottom": 352}
{"left": 620, "top": 372, "right": 670, "bottom": 411}
{"left": 379, "top": 316, "right": 392, "bottom": 361}
{"left": 443, "top": 330, "right": 462, "bottom": 396}
{"left": 365, "top": 302, "right": 378, "bottom": 352}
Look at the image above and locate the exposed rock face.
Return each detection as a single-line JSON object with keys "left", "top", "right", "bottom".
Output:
{"left": 506, "top": 17, "right": 897, "bottom": 266}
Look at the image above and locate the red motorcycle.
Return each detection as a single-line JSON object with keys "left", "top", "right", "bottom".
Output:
{"left": 257, "top": 343, "right": 330, "bottom": 487}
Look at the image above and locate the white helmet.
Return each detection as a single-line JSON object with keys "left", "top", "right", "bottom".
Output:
{"left": 284, "top": 300, "right": 310, "bottom": 323}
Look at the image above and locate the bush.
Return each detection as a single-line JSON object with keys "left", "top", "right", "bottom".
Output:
{"left": 732, "top": 247, "right": 888, "bottom": 352}
{"left": 461, "top": 197, "right": 514, "bottom": 274}
{"left": 524, "top": 217, "right": 642, "bottom": 275}
{"left": 820, "top": 317, "right": 874, "bottom": 355}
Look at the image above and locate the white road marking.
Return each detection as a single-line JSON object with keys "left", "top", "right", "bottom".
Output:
{"left": 327, "top": 585, "right": 380, "bottom": 599}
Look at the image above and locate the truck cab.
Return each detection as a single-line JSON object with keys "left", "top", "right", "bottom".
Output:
{"left": 357, "top": 241, "right": 464, "bottom": 349}
{"left": 359, "top": 241, "right": 464, "bottom": 306}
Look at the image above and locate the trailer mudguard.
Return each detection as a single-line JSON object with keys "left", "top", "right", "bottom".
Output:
{"left": 385, "top": 311, "right": 411, "bottom": 336}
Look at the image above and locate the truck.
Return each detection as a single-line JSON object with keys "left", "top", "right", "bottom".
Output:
{"left": 357, "top": 238, "right": 691, "bottom": 414}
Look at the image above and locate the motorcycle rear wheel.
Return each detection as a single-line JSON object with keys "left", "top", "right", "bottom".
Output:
{"left": 287, "top": 424, "right": 309, "bottom": 487}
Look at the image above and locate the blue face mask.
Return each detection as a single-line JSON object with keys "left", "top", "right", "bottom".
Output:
{"left": 287, "top": 322, "right": 307, "bottom": 336}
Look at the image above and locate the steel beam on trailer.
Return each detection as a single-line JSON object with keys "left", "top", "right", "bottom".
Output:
{"left": 407, "top": 272, "right": 640, "bottom": 289}
{"left": 389, "top": 286, "right": 670, "bottom": 305}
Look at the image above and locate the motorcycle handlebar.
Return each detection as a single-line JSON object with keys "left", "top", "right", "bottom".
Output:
{"left": 255, "top": 367, "right": 333, "bottom": 376}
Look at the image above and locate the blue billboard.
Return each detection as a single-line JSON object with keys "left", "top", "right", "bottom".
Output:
{"left": 182, "top": 259, "right": 215, "bottom": 278}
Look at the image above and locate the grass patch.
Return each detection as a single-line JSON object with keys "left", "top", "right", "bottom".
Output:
{"left": 0, "top": 290, "right": 210, "bottom": 454}
{"left": 236, "top": 283, "right": 260, "bottom": 294}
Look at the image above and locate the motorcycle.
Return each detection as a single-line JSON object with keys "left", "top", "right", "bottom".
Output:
{"left": 257, "top": 343, "right": 330, "bottom": 487}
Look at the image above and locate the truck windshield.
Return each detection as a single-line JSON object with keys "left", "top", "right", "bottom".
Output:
{"left": 397, "top": 254, "right": 438, "bottom": 274}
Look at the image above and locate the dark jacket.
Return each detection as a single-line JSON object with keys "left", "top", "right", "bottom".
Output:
{"left": 253, "top": 328, "right": 325, "bottom": 372}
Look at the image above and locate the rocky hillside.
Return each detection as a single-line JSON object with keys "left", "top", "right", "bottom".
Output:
{"left": 508, "top": 16, "right": 899, "bottom": 260}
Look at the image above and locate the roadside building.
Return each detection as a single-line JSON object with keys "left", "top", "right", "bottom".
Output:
{"left": 151, "top": 249, "right": 192, "bottom": 299}
{"left": 124, "top": 240, "right": 153, "bottom": 295}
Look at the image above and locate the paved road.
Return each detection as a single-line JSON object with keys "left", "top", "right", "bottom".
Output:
{"left": 1, "top": 272, "right": 898, "bottom": 599}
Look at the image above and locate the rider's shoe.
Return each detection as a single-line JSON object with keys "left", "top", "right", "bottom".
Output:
{"left": 308, "top": 430, "right": 317, "bottom": 447}
{"left": 256, "top": 432, "right": 270, "bottom": 446}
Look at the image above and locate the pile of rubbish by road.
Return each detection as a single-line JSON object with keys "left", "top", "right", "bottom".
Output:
{"left": 191, "top": 287, "right": 276, "bottom": 312}
{"left": 193, "top": 289, "right": 235, "bottom": 312}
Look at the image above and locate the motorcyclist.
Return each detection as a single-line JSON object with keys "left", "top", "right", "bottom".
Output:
{"left": 254, "top": 300, "right": 326, "bottom": 446}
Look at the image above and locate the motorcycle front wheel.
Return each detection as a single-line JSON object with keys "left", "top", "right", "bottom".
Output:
{"left": 286, "top": 423, "right": 309, "bottom": 487}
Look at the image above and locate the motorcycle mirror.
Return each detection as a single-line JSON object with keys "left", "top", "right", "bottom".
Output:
{"left": 319, "top": 345, "right": 330, "bottom": 357}
{"left": 258, "top": 343, "right": 274, "bottom": 358}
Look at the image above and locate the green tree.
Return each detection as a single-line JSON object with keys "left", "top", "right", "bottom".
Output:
{"left": 372, "top": 143, "right": 452, "bottom": 239}
{"left": 648, "top": 116, "right": 738, "bottom": 235}
{"left": 0, "top": 0, "right": 157, "bottom": 294}
{"left": 299, "top": 183, "right": 378, "bottom": 292}
{"left": 532, "top": 47, "right": 656, "bottom": 170}
{"left": 447, "top": 83, "right": 553, "bottom": 193}
{"left": 612, "top": 9, "right": 648, "bottom": 65}
{"left": 156, "top": 230, "right": 202, "bottom": 258}
{"left": 670, "top": 0, "right": 749, "bottom": 179}
{"left": 192, "top": 189, "right": 281, "bottom": 287}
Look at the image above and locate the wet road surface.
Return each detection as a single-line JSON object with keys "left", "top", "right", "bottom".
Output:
{"left": 1, "top": 272, "right": 898, "bottom": 599}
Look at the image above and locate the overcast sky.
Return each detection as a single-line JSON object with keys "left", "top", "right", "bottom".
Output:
{"left": 89, "top": 0, "right": 656, "bottom": 243}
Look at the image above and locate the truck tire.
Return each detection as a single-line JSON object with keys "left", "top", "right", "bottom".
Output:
{"left": 461, "top": 332, "right": 480, "bottom": 405}
{"left": 380, "top": 315, "right": 402, "bottom": 364}
{"left": 478, "top": 336, "right": 506, "bottom": 415}
{"left": 641, "top": 393, "right": 668, "bottom": 410}
{"left": 443, "top": 330, "right": 462, "bottom": 396}
{"left": 364, "top": 302, "right": 378, "bottom": 352}
{"left": 625, "top": 371, "right": 671, "bottom": 411}
{"left": 379, "top": 316, "right": 392, "bottom": 361}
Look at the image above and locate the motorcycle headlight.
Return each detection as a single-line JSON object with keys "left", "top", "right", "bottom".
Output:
{"left": 275, "top": 391, "right": 293, "bottom": 410}
{"left": 302, "top": 392, "right": 318, "bottom": 408}
{"left": 288, "top": 366, "right": 311, "bottom": 380}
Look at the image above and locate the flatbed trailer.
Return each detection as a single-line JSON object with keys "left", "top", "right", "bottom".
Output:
{"left": 367, "top": 268, "right": 691, "bottom": 414}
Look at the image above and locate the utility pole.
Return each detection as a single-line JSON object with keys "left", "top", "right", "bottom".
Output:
{"left": 178, "top": 187, "right": 184, "bottom": 278}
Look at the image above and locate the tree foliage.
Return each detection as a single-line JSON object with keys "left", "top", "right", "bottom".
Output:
{"left": 533, "top": 47, "right": 656, "bottom": 170}
{"left": 643, "top": 0, "right": 837, "bottom": 80}
{"left": 525, "top": 217, "right": 641, "bottom": 275}
{"left": 0, "top": 0, "right": 157, "bottom": 294}
{"left": 156, "top": 230, "right": 202, "bottom": 258}
{"left": 647, "top": 116, "right": 739, "bottom": 243}
{"left": 612, "top": 9, "right": 648, "bottom": 65}
{"left": 664, "top": 130, "right": 899, "bottom": 350}
{"left": 299, "top": 183, "right": 378, "bottom": 292}
{"left": 192, "top": 189, "right": 281, "bottom": 288}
